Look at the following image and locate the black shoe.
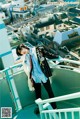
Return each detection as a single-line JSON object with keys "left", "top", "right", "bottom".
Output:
{"left": 34, "top": 107, "right": 40, "bottom": 114}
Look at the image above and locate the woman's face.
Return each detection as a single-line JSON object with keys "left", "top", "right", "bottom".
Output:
{"left": 20, "top": 48, "right": 29, "bottom": 55}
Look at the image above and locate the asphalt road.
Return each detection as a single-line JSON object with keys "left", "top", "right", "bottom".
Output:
{"left": 12, "top": 15, "right": 38, "bottom": 28}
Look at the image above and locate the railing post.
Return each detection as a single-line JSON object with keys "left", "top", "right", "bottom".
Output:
{"left": 5, "top": 68, "right": 22, "bottom": 112}
{"left": 35, "top": 98, "right": 45, "bottom": 119}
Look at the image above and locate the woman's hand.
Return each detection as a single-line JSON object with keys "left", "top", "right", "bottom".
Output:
{"left": 29, "top": 73, "right": 34, "bottom": 87}
{"left": 29, "top": 72, "right": 32, "bottom": 79}
{"left": 31, "top": 79, "right": 34, "bottom": 87}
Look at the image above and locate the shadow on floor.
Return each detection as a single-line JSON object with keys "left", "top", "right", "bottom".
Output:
{"left": 13, "top": 104, "right": 40, "bottom": 119}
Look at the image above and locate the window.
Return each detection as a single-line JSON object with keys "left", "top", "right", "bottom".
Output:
{"left": 20, "top": 14, "right": 23, "bottom": 18}
{"left": 68, "top": 32, "right": 79, "bottom": 38}
{"left": 41, "top": 28, "right": 44, "bottom": 31}
{"left": 46, "top": 26, "right": 50, "bottom": 30}
{"left": 24, "top": 0, "right": 29, "bottom": 2}
{"left": 16, "top": 14, "right": 18, "bottom": 18}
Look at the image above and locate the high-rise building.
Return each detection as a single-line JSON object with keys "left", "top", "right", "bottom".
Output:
{"left": 0, "top": 19, "right": 14, "bottom": 69}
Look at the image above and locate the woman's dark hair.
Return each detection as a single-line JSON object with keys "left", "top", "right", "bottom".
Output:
{"left": 16, "top": 44, "right": 29, "bottom": 56}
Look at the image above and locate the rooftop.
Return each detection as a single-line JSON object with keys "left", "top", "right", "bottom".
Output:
{"left": 72, "top": 17, "right": 80, "bottom": 24}
{"left": 35, "top": 18, "right": 63, "bottom": 28}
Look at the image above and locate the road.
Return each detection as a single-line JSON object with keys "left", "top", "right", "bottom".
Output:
{"left": 12, "top": 15, "right": 39, "bottom": 28}
{"left": 6, "top": 15, "right": 39, "bottom": 31}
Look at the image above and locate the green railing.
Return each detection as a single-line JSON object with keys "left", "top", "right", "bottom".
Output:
{"left": 0, "top": 57, "right": 80, "bottom": 115}
{"left": 35, "top": 57, "right": 80, "bottom": 119}
{"left": 0, "top": 63, "right": 22, "bottom": 112}
{"left": 35, "top": 92, "right": 80, "bottom": 119}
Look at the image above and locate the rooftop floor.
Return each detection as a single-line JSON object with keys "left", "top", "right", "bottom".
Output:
{"left": 13, "top": 104, "right": 40, "bottom": 119}
{"left": 13, "top": 102, "right": 80, "bottom": 119}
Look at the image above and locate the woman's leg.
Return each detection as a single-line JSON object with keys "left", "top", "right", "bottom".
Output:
{"left": 42, "top": 79, "right": 57, "bottom": 109}
{"left": 33, "top": 80, "right": 41, "bottom": 99}
{"left": 33, "top": 80, "right": 41, "bottom": 114}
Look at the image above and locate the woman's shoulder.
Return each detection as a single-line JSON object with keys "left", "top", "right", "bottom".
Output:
{"left": 30, "top": 47, "right": 36, "bottom": 53}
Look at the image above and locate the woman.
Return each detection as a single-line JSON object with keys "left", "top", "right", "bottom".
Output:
{"left": 16, "top": 44, "right": 58, "bottom": 114}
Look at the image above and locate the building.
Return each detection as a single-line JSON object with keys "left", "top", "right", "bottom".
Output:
{"left": 12, "top": 0, "right": 25, "bottom": 7}
{"left": 11, "top": 0, "right": 30, "bottom": 18}
{"left": 5, "top": 0, "right": 12, "bottom": 3}
{"left": 56, "top": 13, "right": 68, "bottom": 22}
{"left": 70, "top": 17, "right": 80, "bottom": 25}
{"left": 0, "top": 19, "right": 14, "bottom": 69}
{"left": 0, "top": 12, "right": 5, "bottom": 19}
{"left": 68, "top": 7, "right": 80, "bottom": 16}
{"left": 54, "top": 27, "right": 80, "bottom": 49}
{"left": 0, "top": 11, "right": 10, "bottom": 24}
{"left": 35, "top": 15, "right": 67, "bottom": 36}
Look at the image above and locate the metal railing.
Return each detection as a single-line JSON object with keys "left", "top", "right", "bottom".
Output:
{"left": 0, "top": 63, "right": 23, "bottom": 111}
{"left": 48, "top": 56, "right": 80, "bottom": 72}
{"left": 51, "top": 56, "right": 80, "bottom": 65}
{"left": 42, "top": 107, "right": 80, "bottom": 119}
{"left": 0, "top": 56, "right": 80, "bottom": 114}
{"left": 35, "top": 92, "right": 80, "bottom": 119}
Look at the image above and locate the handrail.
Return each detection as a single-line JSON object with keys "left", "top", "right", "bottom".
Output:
{"left": 48, "top": 57, "right": 80, "bottom": 70}
{"left": 48, "top": 57, "right": 80, "bottom": 73}
{"left": 0, "top": 63, "right": 23, "bottom": 80}
{"left": 0, "top": 63, "right": 22, "bottom": 73}
{"left": 35, "top": 92, "right": 80, "bottom": 105}
{"left": 42, "top": 107, "right": 80, "bottom": 113}
{"left": 0, "top": 63, "right": 23, "bottom": 111}
{"left": 41, "top": 108, "right": 80, "bottom": 119}
{"left": 51, "top": 57, "right": 80, "bottom": 65}
{"left": 55, "top": 65, "right": 80, "bottom": 72}
{"left": 60, "top": 58, "right": 80, "bottom": 65}
{"left": 10, "top": 62, "right": 22, "bottom": 68}
{"left": 36, "top": 92, "right": 80, "bottom": 119}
